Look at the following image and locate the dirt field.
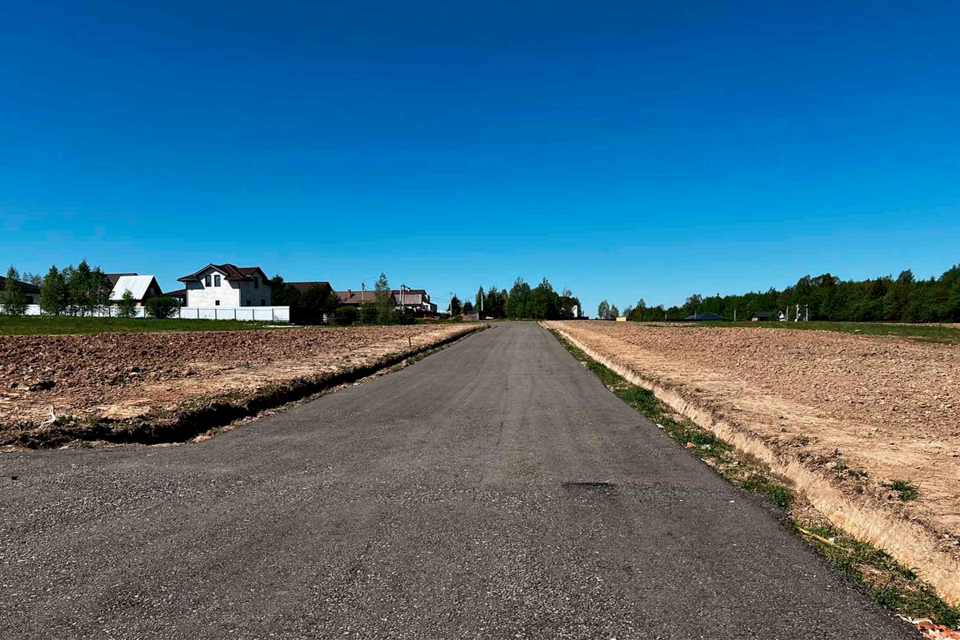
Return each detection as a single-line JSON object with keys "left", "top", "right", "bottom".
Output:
{"left": 545, "top": 320, "right": 960, "bottom": 601}
{"left": 0, "top": 324, "right": 477, "bottom": 442}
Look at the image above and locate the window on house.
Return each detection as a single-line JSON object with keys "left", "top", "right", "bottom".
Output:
{"left": 261, "top": 299, "right": 266, "bottom": 306}
{"left": 246, "top": 300, "right": 251, "bottom": 306}
{"left": 205, "top": 275, "right": 211, "bottom": 287}
{"left": 214, "top": 275, "right": 221, "bottom": 287}
{"left": 253, "top": 277, "right": 258, "bottom": 289}
{"left": 215, "top": 300, "right": 220, "bottom": 306}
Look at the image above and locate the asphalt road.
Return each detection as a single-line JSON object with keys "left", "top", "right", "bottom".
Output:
{"left": 1, "top": 323, "right": 914, "bottom": 639}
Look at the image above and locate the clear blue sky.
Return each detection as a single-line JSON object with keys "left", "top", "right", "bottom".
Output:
{"left": 2, "top": 1, "right": 958, "bottom": 314}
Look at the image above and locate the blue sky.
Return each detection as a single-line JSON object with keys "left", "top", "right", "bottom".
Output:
{"left": 2, "top": 1, "right": 958, "bottom": 314}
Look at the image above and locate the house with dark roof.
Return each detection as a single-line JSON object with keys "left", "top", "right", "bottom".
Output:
{"left": 177, "top": 263, "right": 271, "bottom": 307}
{"left": 0, "top": 276, "right": 42, "bottom": 305}
{"left": 335, "top": 289, "right": 395, "bottom": 307}
{"left": 286, "top": 281, "right": 334, "bottom": 299}
{"left": 749, "top": 310, "right": 785, "bottom": 322}
{"left": 392, "top": 289, "right": 437, "bottom": 314}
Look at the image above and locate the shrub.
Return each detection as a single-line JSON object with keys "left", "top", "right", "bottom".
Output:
{"left": 359, "top": 304, "right": 378, "bottom": 324}
{"left": 145, "top": 296, "right": 178, "bottom": 319}
{"left": 334, "top": 306, "right": 358, "bottom": 325}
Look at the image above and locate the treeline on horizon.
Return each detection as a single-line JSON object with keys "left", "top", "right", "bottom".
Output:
{"left": 610, "top": 264, "right": 960, "bottom": 323}
{"left": 454, "top": 278, "right": 581, "bottom": 320}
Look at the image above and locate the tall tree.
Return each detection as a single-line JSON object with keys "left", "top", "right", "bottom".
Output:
{"left": 373, "top": 272, "right": 394, "bottom": 324}
{"left": 597, "top": 300, "right": 610, "bottom": 320}
{"left": 1, "top": 265, "right": 28, "bottom": 316}
{"left": 448, "top": 293, "right": 462, "bottom": 316}
{"left": 39, "top": 265, "right": 67, "bottom": 316}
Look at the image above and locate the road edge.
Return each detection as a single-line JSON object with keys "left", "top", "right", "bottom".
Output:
{"left": 546, "top": 322, "right": 960, "bottom": 612}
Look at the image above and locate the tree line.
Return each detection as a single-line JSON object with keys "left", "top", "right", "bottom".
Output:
{"left": 602, "top": 264, "right": 960, "bottom": 323}
{"left": 450, "top": 278, "right": 581, "bottom": 320}
{"left": 1, "top": 262, "right": 179, "bottom": 319}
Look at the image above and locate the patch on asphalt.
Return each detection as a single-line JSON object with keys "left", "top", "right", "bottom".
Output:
{"left": 561, "top": 481, "right": 618, "bottom": 495}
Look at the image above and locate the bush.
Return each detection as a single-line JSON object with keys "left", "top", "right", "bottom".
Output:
{"left": 359, "top": 304, "right": 378, "bottom": 324}
{"left": 334, "top": 306, "right": 358, "bottom": 325}
{"left": 145, "top": 296, "right": 178, "bottom": 319}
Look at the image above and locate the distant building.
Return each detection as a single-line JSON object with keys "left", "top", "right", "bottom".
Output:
{"left": 683, "top": 311, "right": 728, "bottom": 321}
{"left": 335, "top": 289, "right": 394, "bottom": 307}
{"left": 0, "top": 276, "right": 41, "bottom": 305}
{"left": 750, "top": 310, "right": 785, "bottom": 322}
{"left": 178, "top": 263, "right": 272, "bottom": 307}
{"left": 109, "top": 275, "right": 163, "bottom": 306}
{"left": 392, "top": 289, "right": 437, "bottom": 314}
{"left": 286, "top": 281, "right": 335, "bottom": 302}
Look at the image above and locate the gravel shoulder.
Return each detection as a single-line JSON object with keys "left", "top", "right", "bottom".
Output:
{"left": 545, "top": 320, "right": 960, "bottom": 606}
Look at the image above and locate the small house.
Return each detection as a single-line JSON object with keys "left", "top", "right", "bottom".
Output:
{"left": 109, "top": 275, "right": 163, "bottom": 306}
{"left": 750, "top": 310, "right": 785, "bottom": 322}
{"left": 683, "top": 312, "right": 728, "bottom": 321}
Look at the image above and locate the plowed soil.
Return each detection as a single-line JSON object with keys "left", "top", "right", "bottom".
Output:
{"left": 0, "top": 325, "right": 475, "bottom": 437}
{"left": 545, "top": 321, "right": 960, "bottom": 547}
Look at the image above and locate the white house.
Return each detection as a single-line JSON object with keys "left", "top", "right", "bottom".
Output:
{"left": 177, "top": 264, "right": 272, "bottom": 308}
{"left": 109, "top": 275, "right": 162, "bottom": 306}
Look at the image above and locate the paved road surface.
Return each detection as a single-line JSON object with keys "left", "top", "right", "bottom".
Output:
{"left": 1, "top": 323, "right": 913, "bottom": 639}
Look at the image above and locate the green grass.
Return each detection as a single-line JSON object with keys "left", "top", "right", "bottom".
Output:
{"left": 0, "top": 315, "right": 284, "bottom": 336}
{"left": 682, "top": 320, "right": 960, "bottom": 344}
{"left": 548, "top": 327, "right": 960, "bottom": 629}
{"left": 882, "top": 479, "right": 920, "bottom": 502}
{"left": 800, "top": 523, "right": 959, "bottom": 627}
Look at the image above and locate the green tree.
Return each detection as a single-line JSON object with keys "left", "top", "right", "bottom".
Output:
{"left": 117, "top": 289, "right": 137, "bottom": 318}
{"left": 91, "top": 266, "right": 112, "bottom": 314}
{"left": 269, "top": 275, "right": 290, "bottom": 306}
{"left": 463, "top": 301, "right": 474, "bottom": 313}
{"left": 611, "top": 304, "right": 620, "bottom": 318}
{"left": 528, "top": 278, "right": 560, "bottom": 319}
{"left": 597, "top": 300, "right": 610, "bottom": 320}
{"left": 505, "top": 278, "right": 531, "bottom": 318}
{"left": 67, "top": 260, "right": 93, "bottom": 315}
{"left": 449, "top": 293, "right": 462, "bottom": 316}
{"left": 39, "top": 265, "right": 68, "bottom": 316}
{"left": 1, "top": 265, "right": 28, "bottom": 316}
{"left": 373, "top": 273, "right": 394, "bottom": 324}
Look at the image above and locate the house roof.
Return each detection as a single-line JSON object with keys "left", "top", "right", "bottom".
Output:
{"left": 750, "top": 311, "right": 779, "bottom": 319}
{"left": 0, "top": 276, "right": 41, "bottom": 295}
{"left": 684, "top": 312, "right": 728, "bottom": 321}
{"left": 178, "top": 264, "right": 268, "bottom": 283}
{"left": 286, "top": 281, "right": 332, "bottom": 294}
{"left": 106, "top": 272, "right": 138, "bottom": 286}
{"left": 110, "top": 275, "right": 161, "bottom": 301}
{"left": 335, "top": 290, "right": 395, "bottom": 305}
{"left": 166, "top": 288, "right": 187, "bottom": 299}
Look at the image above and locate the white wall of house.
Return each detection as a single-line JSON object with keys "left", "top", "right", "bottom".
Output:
{"left": 237, "top": 277, "right": 271, "bottom": 307}
{"left": 185, "top": 267, "right": 241, "bottom": 307}
{"left": 185, "top": 267, "right": 271, "bottom": 307}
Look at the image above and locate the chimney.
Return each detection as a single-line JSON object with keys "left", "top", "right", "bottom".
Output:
{"left": 347, "top": 289, "right": 352, "bottom": 298}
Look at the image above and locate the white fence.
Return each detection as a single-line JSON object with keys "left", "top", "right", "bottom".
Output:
{"left": 22, "top": 304, "right": 290, "bottom": 322}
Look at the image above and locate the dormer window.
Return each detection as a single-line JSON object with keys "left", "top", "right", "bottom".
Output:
{"left": 214, "top": 275, "right": 221, "bottom": 287}
{"left": 204, "top": 274, "right": 212, "bottom": 287}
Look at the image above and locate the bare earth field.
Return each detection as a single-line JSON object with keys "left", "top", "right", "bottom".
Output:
{"left": 545, "top": 320, "right": 960, "bottom": 605}
{"left": 0, "top": 324, "right": 477, "bottom": 444}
